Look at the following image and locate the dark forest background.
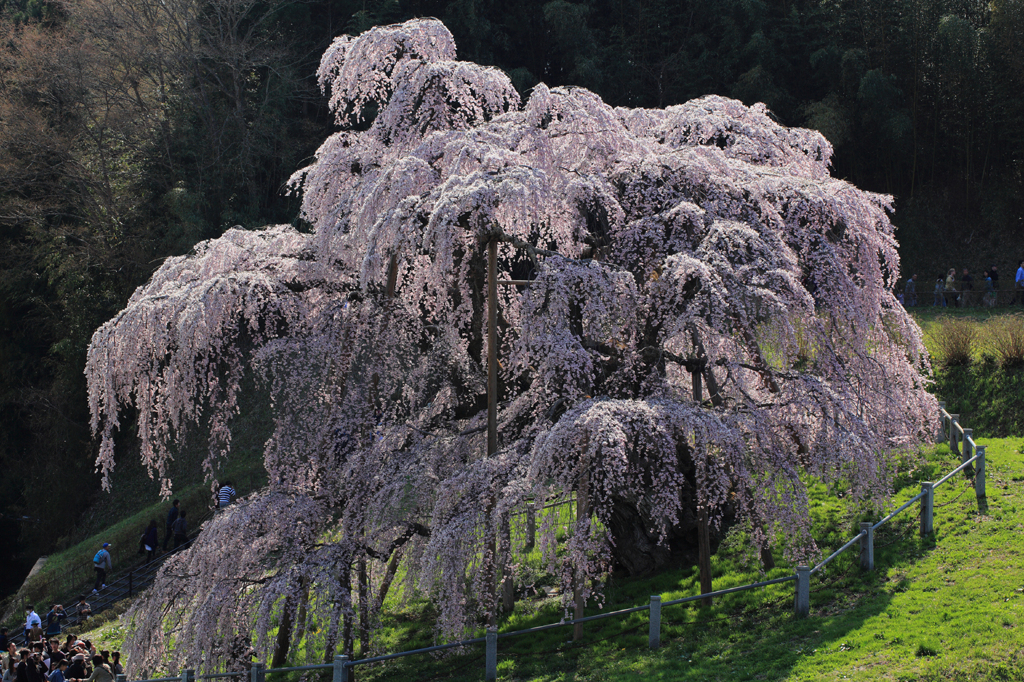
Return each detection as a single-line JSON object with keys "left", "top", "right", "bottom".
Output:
{"left": 0, "top": 0, "right": 1021, "bottom": 593}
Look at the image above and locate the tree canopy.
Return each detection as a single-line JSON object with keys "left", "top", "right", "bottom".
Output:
{"left": 84, "top": 19, "right": 936, "bottom": 672}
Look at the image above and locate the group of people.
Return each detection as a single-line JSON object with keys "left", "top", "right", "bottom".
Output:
{"left": 901, "top": 261, "right": 1024, "bottom": 308}
{"left": 0, "top": 627, "right": 122, "bottom": 682}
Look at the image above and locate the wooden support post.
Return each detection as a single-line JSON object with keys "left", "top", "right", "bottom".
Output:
{"left": 250, "top": 663, "right": 265, "bottom": 682}
{"left": 485, "top": 238, "right": 499, "bottom": 628}
{"left": 698, "top": 507, "right": 713, "bottom": 607}
{"left": 524, "top": 501, "right": 536, "bottom": 551}
{"left": 962, "top": 429, "right": 973, "bottom": 462}
{"left": 573, "top": 470, "right": 590, "bottom": 641}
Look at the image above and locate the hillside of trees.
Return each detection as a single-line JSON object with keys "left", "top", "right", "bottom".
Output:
{"left": 1, "top": 0, "right": 1021, "bottom": 594}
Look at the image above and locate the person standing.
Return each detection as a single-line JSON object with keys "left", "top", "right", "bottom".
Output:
{"left": 216, "top": 482, "right": 236, "bottom": 510}
{"left": 142, "top": 521, "right": 158, "bottom": 563}
{"left": 933, "top": 276, "right": 945, "bottom": 306}
{"left": 904, "top": 274, "right": 917, "bottom": 307}
{"left": 960, "top": 268, "right": 974, "bottom": 307}
{"left": 91, "top": 545, "right": 111, "bottom": 594}
{"left": 23, "top": 609, "right": 40, "bottom": 642}
{"left": 945, "top": 268, "right": 957, "bottom": 307}
{"left": 163, "top": 500, "right": 180, "bottom": 551}
{"left": 43, "top": 607, "right": 63, "bottom": 639}
{"left": 171, "top": 511, "right": 188, "bottom": 549}
{"left": 1016, "top": 260, "right": 1024, "bottom": 305}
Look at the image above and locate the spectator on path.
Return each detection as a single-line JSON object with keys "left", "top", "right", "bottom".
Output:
{"left": 43, "top": 607, "right": 63, "bottom": 639}
{"left": 171, "top": 511, "right": 188, "bottom": 549}
{"left": 91, "top": 544, "right": 111, "bottom": 594}
{"left": 46, "top": 660, "right": 67, "bottom": 682}
{"left": 945, "top": 268, "right": 957, "bottom": 307}
{"left": 142, "top": 520, "right": 159, "bottom": 563}
{"left": 216, "top": 482, "right": 236, "bottom": 510}
{"left": 960, "top": 268, "right": 974, "bottom": 306}
{"left": 62, "top": 658, "right": 83, "bottom": 682}
{"left": 163, "top": 500, "right": 180, "bottom": 551}
{"left": 904, "top": 274, "right": 917, "bottom": 307}
{"left": 24, "top": 609, "right": 40, "bottom": 642}
{"left": 989, "top": 264, "right": 999, "bottom": 287}
{"left": 74, "top": 597, "right": 90, "bottom": 622}
{"left": 16, "top": 649, "right": 39, "bottom": 682}
{"left": 984, "top": 272, "right": 997, "bottom": 307}
{"left": 933, "top": 276, "right": 945, "bottom": 306}
{"left": 107, "top": 655, "right": 120, "bottom": 679}
{"left": 1017, "top": 260, "right": 1024, "bottom": 304}
{"left": 69, "top": 655, "right": 111, "bottom": 682}
{"left": 0, "top": 629, "right": 8, "bottom": 652}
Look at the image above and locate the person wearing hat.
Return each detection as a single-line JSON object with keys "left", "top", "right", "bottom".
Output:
{"left": 68, "top": 655, "right": 110, "bottom": 682}
{"left": 91, "top": 545, "right": 111, "bottom": 594}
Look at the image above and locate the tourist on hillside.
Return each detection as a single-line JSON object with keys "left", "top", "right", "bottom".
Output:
{"left": 171, "top": 511, "right": 188, "bottom": 549}
{"left": 23, "top": 609, "right": 40, "bottom": 643}
{"left": 91, "top": 544, "right": 111, "bottom": 594}
{"left": 960, "top": 268, "right": 973, "bottom": 306}
{"left": 903, "top": 274, "right": 917, "bottom": 307}
{"left": 163, "top": 499, "right": 180, "bottom": 551}
{"left": 43, "top": 606, "right": 64, "bottom": 638}
{"left": 142, "top": 520, "right": 159, "bottom": 563}
{"left": 74, "top": 597, "right": 90, "bottom": 623}
{"left": 1016, "top": 260, "right": 1024, "bottom": 304}
{"left": 216, "top": 481, "right": 236, "bottom": 510}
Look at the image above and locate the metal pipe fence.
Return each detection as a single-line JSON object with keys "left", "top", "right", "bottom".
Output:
{"left": 113, "top": 401, "right": 984, "bottom": 681}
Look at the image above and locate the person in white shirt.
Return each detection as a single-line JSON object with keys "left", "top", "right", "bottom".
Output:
{"left": 24, "top": 607, "right": 41, "bottom": 641}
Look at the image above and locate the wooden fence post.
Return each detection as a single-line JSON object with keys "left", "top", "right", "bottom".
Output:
{"left": 249, "top": 662, "right": 264, "bottom": 682}
{"left": 938, "top": 402, "right": 946, "bottom": 442}
{"left": 920, "top": 482, "right": 934, "bottom": 536}
{"left": 949, "top": 416, "right": 960, "bottom": 455}
{"left": 648, "top": 595, "right": 661, "bottom": 650}
{"left": 962, "top": 429, "right": 973, "bottom": 462}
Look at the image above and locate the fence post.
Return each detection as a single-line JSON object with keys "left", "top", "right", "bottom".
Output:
{"left": 648, "top": 595, "right": 661, "bottom": 650}
{"left": 485, "top": 627, "right": 497, "bottom": 681}
{"left": 962, "top": 429, "right": 973, "bottom": 462}
{"left": 859, "top": 523, "right": 874, "bottom": 571}
{"left": 794, "top": 566, "right": 810, "bottom": 618}
{"left": 938, "top": 402, "right": 946, "bottom": 442}
{"left": 332, "top": 654, "right": 349, "bottom": 682}
{"left": 116, "top": 675, "right": 126, "bottom": 682}
{"left": 949, "top": 415, "right": 960, "bottom": 455}
{"left": 975, "top": 446, "right": 986, "bottom": 499}
{"left": 181, "top": 669, "right": 194, "bottom": 682}
{"left": 920, "top": 482, "right": 934, "bottom": 536}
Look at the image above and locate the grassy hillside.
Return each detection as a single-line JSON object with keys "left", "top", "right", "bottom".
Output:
{"left": 65, "top": 438, "right": 1024, "bottom": 681}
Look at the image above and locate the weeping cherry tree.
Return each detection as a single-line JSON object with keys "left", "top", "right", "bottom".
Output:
{"left": 84, "top": 18, "right": 936, "bottom": 674}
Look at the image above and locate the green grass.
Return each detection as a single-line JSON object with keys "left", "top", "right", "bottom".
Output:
{"left": 324, "top": 438, "right": 1024, "bottom": 682}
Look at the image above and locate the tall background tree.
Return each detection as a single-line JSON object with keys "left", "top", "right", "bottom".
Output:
{"left": 0, "top": 0, "right": 1018, "bottom": 592}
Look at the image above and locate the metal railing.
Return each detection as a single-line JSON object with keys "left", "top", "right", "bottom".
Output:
{"left": 113, "top": 401, "right": 984, "bottom": 681}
